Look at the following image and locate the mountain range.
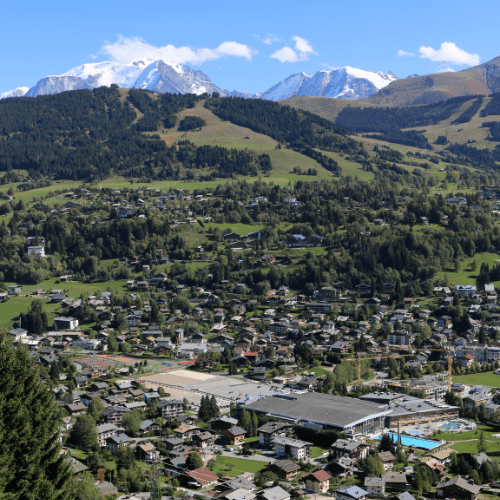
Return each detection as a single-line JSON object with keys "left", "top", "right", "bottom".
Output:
{"left": 2, "top": 54, "right": 500, "bottom": 106}
{"left": 0, "top": 59, "right": 397, "bottom": 102}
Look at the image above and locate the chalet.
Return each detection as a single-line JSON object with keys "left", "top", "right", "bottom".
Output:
{"left": 378, "top": 451, "right": 396, "bottom": 470}
{"left": 191, "top": 431, "right": 215, "bottom": 448}
{"left": 260, "top": 254, "right": 277, "bottom": 265}
{"left": 272, "top": 437, "right": 311, "bottom": 460}
{"left": 96, "top": 423, "right": 118, "bottom": 447}
{"left": 186, "top": 467, "right": 219, "bottom": 488}
{"left": 335, "top": 486, "right": 368, "bottom": 500}
{"left": 268, "top": 460, "right": 301, "bottom": 480}
{"left": 139, "top": 419, "right": 161, "bottom": 433}
{"left": 382, "top": 472, "right": 407, "bottom": 490}
{"left": 257, "top": 422, "right": 295, "bottom": 446}
{"left": 174, "top": 425, "right": 201, "bottom": 440}
{"left": 331, "top": 439, "right": 369, "bottom": 461}
{"left": 224, "top": 426, "right": 247, "bottom": 445}
{"left": 305, "top": 470, "right": 332, "bottom": 493}
{"left": 136, "top": 443, "right": 159, "bottom": 461}
{"left": 364, "top": 477, "right": 386, "bottom": 496}
{"left": 208, "top": 415, "right": 239, "bottom": 432}
{"left": 157, "top": 398, "right": 184, "bottom": 419}
{"left": 436, "top": 476, "right": 481, "bottom": 500}
{"left": 106, "top": 433, "right": 131, "bottom": 453}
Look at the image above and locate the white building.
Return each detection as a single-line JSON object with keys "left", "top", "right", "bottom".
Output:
{"left": 27, "top": 246, "right": 45, "bottom": 258}
{"left": 272, "top": 437, "right": 312, "bottom": 460}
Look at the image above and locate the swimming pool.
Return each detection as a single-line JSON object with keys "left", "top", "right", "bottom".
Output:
{"left": 440, "top": 422, "right": 460, "bottom": 430}
{"left": 406, "top": 429, "right": 423, "bottom": 435}
{"left": 375, "top": 432, "right": 441, "bottom": 450}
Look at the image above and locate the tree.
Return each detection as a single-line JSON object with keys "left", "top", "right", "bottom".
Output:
{"left": 186, "top": 452, "right": 204, "bottom": 470}
{"left": 70, "top": 414, "right": 98, "bottom": 450}
{"left": 0, "top": 332, "right": 72, "bottom": 499}
{"left": 69, "top": 471, "right": 102, "bottom": 500}
{"left": 87, "top": 396, "right": 104, "bottom": 422}
{"left": 364, "top": 455, "right": 385, "bottom": 477}
{"left": 209, "top": 396, "right": 220, "bottom": 420}
{"left": 477, "top": 431, "right": 486, "bottom": 454}
{"left": 379, "top": 433, "right": 396, "bottom": 454}
{"left": 122, "top": 411, "right": 142, "bottom": 435}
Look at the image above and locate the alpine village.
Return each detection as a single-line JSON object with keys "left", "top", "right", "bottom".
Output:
{"left": 7, "top": 54, "right": 500, "bottom": 500}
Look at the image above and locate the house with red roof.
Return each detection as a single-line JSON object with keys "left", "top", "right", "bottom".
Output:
{"left": 305, "top": 469, "right": 332, "bottom": 493}
{"left": 187, "top": 467, "right": 219, "bottom": 488}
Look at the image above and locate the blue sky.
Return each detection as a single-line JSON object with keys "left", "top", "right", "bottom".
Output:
{"left": 1, "top": 0, "right": 499, "bottom": 95}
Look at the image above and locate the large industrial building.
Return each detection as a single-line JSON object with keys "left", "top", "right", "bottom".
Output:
{"left": 242, "top": 392, "right": 391, "bottom": 436}
{"left": 242, "top": 392, "right": 459, "bottom": 436}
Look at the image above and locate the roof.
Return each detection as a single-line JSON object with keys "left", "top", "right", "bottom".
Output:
{"left": 259, "top": 486, "right": 290, "bottom": 500}
{"left": 224, "top": 488, "right": 256, "bottom": 500}
{"left": 392, "top": 493, "right": 416, "bottom": 500}
{"left": 333, "top": 439, "right": 367, "bottom": 452}
{"left": 365, "top": 477, "right": 385, "bottom": 487}
{"left": 66, "top": 456, "right": 88, "bottom": 474}
{"left": 309, "top": 469, "right": 331, "bottom": 482}
{"left": 226, "top": 426, "right": 247, "bottom": 436}
{"left": 245, "top": 393, "right": 390, "bottom": 430}
{"left": 436, "top": 476, "right": 481, "bottom": 495}
{"left": 187, "top": 466, "right": 219, "bottom": 486}
{"left": 272, "top": 437, "right": 312, "bottom": 448}
{"left": 382, "top": 472, "right": 407, "bottom": 484}
{"left": 335, "top": 486, "right": 368, "bottom": 499}
{"left": 378, "top": 451, "right": 396, "bottom": 462}
{"left": 272, "top": 459, "right": 301, "bottom": 473}
{"left": 138, "top": 442, "right": 156, "bottom": 453}
{"left": 96, "top": 423, "right": 118, "bottom": 434}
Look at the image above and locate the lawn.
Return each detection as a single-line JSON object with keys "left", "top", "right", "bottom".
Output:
{"left": 0, "top": 296, "right": 60, "bottom": 328}
{"left": 212, "top": 456, "right": 266, "bottom": 476}
{"left": 450, "top": 440, "right": 500, "bottom": 454}
{"left": 433, "top": 424, "right": 500, "bottom": 443}
{"left": 434, "top": 252, "right": 500, "bottom": 288}
{"left": 452, "top": 371, "right": 500, "bottom": 387}
{"left": 311, "top": 446, "right": 328, "bottom": 458}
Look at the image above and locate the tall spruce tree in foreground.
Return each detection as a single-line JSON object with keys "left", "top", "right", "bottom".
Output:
{"left": 0, "top": 332, "right": 72, "bottom": 499}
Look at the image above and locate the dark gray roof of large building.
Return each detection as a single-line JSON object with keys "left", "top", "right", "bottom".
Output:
{"left": 244, "top": 392, "right": 391, "bottom": 430}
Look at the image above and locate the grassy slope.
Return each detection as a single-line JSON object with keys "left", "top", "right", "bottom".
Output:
{"left": 452, "top": 370, "right": 500, "bottom": 387}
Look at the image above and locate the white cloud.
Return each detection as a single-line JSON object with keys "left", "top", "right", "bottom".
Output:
{"left": 270, "top": 46, "right": 303, "bottom": 63}
{"left": 292, "top": 36, "right": 317, "bottom": 55}
{"left": 270, "top": 36, "right": 316, "bottom": 63}
{"left": 322, "top": 63, "right": 335, "bottom": 70}
{"left": 101, "top": 36, "right": 257, "bottom": 65}
{"left": 419, "top": 42, "right": 480, "bottom": 66}
{"left": 397, "top": 50, "right": 414, "bottom": 57}
{"left": 254, "top": 34, "right": 281, "bottom": 45}
{"left": 435, "top": 66, "right": 456, "bottom": 73}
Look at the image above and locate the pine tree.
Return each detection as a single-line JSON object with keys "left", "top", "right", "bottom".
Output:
{"left": 0, "top": 332, "right": 72, "bottom": 499}
{"left": 198, "top": 395, "right": 208, "bottom": 421}
{"left": 251, "top": 411, "right": 259, "bottom": 438}
{"left": 240, "top": 409, "right": 251, "bottom": 433}
{"left": 209, "top": 395, "right": 220, "bottom": 420}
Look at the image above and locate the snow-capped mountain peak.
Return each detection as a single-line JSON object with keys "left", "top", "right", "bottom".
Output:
{"left": 260, "top": 66, "right": 398, "bottom": 101}
{"left": 0, "top": 86, "right": 30, "bottom": 99}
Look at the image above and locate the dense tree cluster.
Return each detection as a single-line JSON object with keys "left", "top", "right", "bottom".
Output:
{"left": 481, "top": 93, "right": 500, "bottom": 117}
{"left": 205, "top": 96, "right": 361, "bottom": 154}
{"left": 452, "top": 96, "right": 484, "bottom": 124}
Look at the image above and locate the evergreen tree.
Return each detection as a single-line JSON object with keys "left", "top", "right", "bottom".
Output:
{"left": 87, "top": 396, "right": 104, "bottom": 422}
{"left": 198, "top": 395, "right": 209, "bottom": 421}
{"left": 251, "top": 411, "right": 259, "bottom": 438}
{"left": 0, "top": 332, "right": 72, "bottom": 499}
{"left": 477, "top": 431, "right": 486, "bottom": 454}
{"left": 209, "top": 396, "right": 220, "bottom": 420}
{"left": 186, "top": 452, "right": 204, "bottom": 470}
{"left": 70, "top": 414, "right": 98, "bottom": 450}
{"left": 240, "top": 409, "right": 251, "bottom": 433}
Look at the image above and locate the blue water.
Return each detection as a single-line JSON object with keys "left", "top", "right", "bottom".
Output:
{"left": 440, "top": 422, "right": 460, "bottom": 430}
{"left": 406, "top": 429, "right": 423, "bottom": 435}
{"left": 375, "top": 432, "right": 440, "bottom": 450}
